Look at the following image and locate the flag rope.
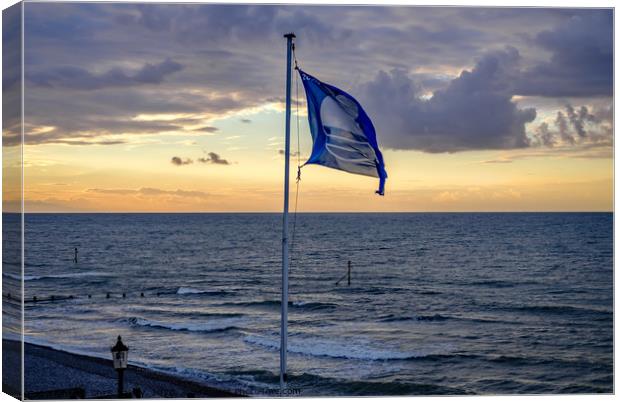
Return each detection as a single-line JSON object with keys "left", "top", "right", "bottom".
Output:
{"left": 289, "top": 45, "right": 302, "bottom": 273}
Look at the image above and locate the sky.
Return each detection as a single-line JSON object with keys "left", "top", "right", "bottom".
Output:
{"left": 2, "top": 3, "right": 613, "bottom": 212}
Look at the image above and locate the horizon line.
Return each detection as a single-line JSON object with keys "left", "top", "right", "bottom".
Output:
{"left": 3, "top": 210, "right": 614, "bottom": 214}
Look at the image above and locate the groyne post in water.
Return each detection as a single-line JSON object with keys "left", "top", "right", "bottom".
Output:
{"left": 74, "top": 247, "right": 78, "bottom": 264}
{"left": 348, "top": 260, "right": 351, "bottom": 286}
{"left": 335, "top": 261, "right": 352, "bottom": 286}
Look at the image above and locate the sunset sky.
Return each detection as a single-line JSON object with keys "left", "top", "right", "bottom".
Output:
{"left": 3, "top": 4, "right": 613, "bottom": 212}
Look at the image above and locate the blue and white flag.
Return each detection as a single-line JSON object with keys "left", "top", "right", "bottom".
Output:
{"left": 298, "top": 69, "right": 388, "bottom": 195}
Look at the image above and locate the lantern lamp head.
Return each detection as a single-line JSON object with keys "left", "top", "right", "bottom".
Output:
{"left": 111, "top": 335, "right": 129, "bottom": 370}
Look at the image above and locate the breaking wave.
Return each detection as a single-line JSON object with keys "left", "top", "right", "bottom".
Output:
{"left": 3, "top": 272, "right": 111, "bottom": 281}
{"left": 243, "top": 335, "right": 450, "bottom": 361}
{"left": 127, "top": 317, "right": 241, "bottom": 333}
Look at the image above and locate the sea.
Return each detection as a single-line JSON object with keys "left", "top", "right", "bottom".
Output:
{"left": 2, "top": 213, "right": 614, "bottom": 396}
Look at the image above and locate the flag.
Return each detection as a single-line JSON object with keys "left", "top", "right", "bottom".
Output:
{"left": 298, "top": 69, "right": 388, "bottom": 195}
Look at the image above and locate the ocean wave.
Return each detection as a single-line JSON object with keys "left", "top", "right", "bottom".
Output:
{"left": 3, "top": 273, "right": 24, "bottom": 281}
{"left": 127, "top": 307, "right": 243, "bottom": 320}
{"left": 380, "top": 312, "right": 536, "bottom": 326}
{"left": 333, "top": 286, "right": 410, "bottom": 296}
{"left": 220, "top": 300, "right": 337, "bottom": 311}
{"left": 291, "top": 301, "right": 338, "bottom": 310}
{"left": 243, "top": 335, "right": 449, "bottom": 361}
{"left": 176, "top": 287, "right": 229, "bottom": 296}
{"left": 219, "top": 300, "right": 280, "bottom": 309}
{"left": 25, "top": 262, "right": 48, "bottom": 268}
{"left": 503, "top": 304, "right": 612, "bottom": 317}
{"left": 127, "top": 316, "right": 241, "bottom": 333}
{"left": 469, "top": 280, "right": 517, "bottom": 288}
{"left": 3, "top": 272, "right": 111, "bottom": 281}
{"left": 379, "top": 313, "right": 450, "bottom": 322}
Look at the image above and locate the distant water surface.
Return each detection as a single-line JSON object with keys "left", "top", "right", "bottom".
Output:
{"left": 5, "top": 213, "right": 613, "bottom": 395}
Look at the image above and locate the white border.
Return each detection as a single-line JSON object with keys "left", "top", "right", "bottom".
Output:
{"left": 0, "top": 2, "right": 615, "bottom": 402}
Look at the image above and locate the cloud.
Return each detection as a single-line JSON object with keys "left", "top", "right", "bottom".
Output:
{"left": 172, "top": 153, "right": 233, "bottom": 166}
{"left": 516, "top": 11, "right": 612, "bottom": 97}
{"left": 530, "top": 104, "right": 612, "bottom": 149}
{"left": 88, "top": 187, "right": 209, "bottom": 199}
{"left": 278, "top": 149, "right": 300, "bottom": 157}
{"left": 3, "top": 4, "right": 22, "bottom": 147}
{"left": 240, "top": 118, "right": 252, "bottom": 123}
{"left": 44, "top": 139, "right": 126, "bottom": 146}
{"left": 554, "top": 110, "right": 573, "bottom": 145}
{"left": 565, "top": 104, "right": 595, "bottom": 138}
{"left": 358, "top": 48, "right": 536, "bottom": 152}
{"left": 19, "top": 119, "right": 184, "bottom": 147}
{"left": 193, "top": 126, "right": 219, "bottom": 133}
{"left": 17, "top": 88, "right": 240, "bottom": 146}
{"left": 433, "top": 186, "right": 522, "bottom": 203}
{"left": 171, "top": 156, "right": 193, "bottom": 165}
{"left": 125, "top": 4, "right": 344, "bottom": 46}
{"left": 532, "top": 122, "right": 554, "bottom": 147}
{"left": 29, "top": 58, "right": 184, "bottom": 90}
{"left": 16, "top": 4, "right": 611, "bottom": 158}
{"left": 481, "top": 158, "right": 513, "bottom": 164}
{"left": 198, "top": 152, "right": 230, "bottom": 165}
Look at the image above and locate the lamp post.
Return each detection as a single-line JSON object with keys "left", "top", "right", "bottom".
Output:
{"left": 111, "top": 336, "right": 129, "bottom": 398}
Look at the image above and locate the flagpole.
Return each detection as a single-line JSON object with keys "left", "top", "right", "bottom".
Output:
{"left": 280, "top": 32, "right": 295, "bottom": 391}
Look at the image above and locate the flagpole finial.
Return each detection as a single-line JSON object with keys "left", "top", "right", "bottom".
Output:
{"left": 284, "top": 32, "right": 296, "bottom": 39}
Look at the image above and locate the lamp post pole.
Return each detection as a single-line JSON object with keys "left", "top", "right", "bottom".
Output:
{"left": 111, "top": 336, "right": 129, "bottom": 398}
{"left": 117, "top": 367, "right": 124, "bottom": 398}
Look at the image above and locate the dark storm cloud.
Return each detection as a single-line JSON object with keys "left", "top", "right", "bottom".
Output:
{"left": 3, "top": 3, "right": 22, "bottom": 147}
{"left": 16, "top": 4, "right": 612, "bottom": 155}
{"left": 21, "top": 83, "right": 242, "bottom": 145}
{"left": 198, "top": 152, "right": 230, "bottom": 165}
{"left": 358, "top": 48, "right": 536, "bottom": 153}
{"left": 3, "top": 3, "right": 21, "bottom": 92}
{"left": 29, "top": 58, "right": 183, "bottom": 90}
{"left": 123, "top": 4, "right": 344, "bottom": 45}
{"left": 516, "top": 11, "right": 612, "bottom": 97}
{"left": 171, "top": 156, "right": 193, "bottom": 166}
{"left": 353, "top": 9, "right": 612, "bottom": 152}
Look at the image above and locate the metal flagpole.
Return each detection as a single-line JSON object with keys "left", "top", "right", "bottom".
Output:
{"left": 280, "top": 32, "right": 295, "bottom": 390}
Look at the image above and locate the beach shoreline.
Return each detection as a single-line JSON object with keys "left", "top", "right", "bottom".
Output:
{"left": 3, "top": 339, "right": 245, "bottom": 399}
